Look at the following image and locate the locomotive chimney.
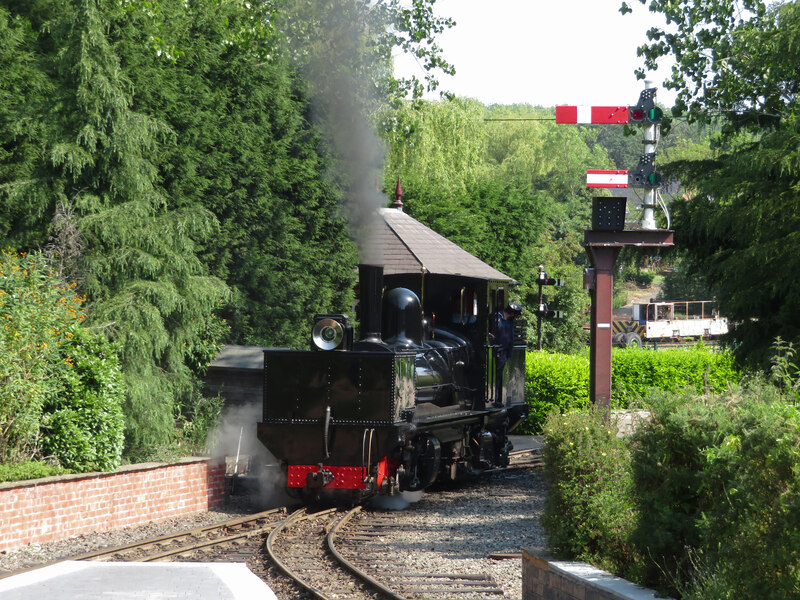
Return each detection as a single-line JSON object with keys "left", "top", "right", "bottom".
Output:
{"left": 358, "top": 264, "right": 384, "bottom": 342}
{"left": 391, "top": 178, "right": 403, "bottom": 211}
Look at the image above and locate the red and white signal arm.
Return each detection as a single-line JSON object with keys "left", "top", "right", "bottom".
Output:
{"left": 555, "top": 105, "right": 629, "bottom": 124}
{"left": 586, "top": 169, "right": 629, "bottom": 188}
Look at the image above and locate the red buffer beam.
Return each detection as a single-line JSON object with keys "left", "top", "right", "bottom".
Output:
{"left": 556, "top": 105, "right": 629, "bottom": 124}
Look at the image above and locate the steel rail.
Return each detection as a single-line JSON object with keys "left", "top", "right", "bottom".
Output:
{"left": 0, "top": 508, "right": 286, "bottom": 580}
{"left": 75, "top": 508, "right": 286, "bottom": 562}
{"left": 264, "top": 507, "right": 340, "bottom": 600}
{"left": 326, "top": 506, "right": 406, "bottom": 600}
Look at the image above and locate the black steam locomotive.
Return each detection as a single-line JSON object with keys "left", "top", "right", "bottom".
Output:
{"left": 257, "top": 261, "right": 527, "bottom": 504}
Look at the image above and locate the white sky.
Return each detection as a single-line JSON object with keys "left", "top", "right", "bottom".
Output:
{"left": 393, "top": 0, "right": 677, "bottom": 108}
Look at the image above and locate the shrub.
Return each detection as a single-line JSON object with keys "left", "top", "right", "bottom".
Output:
{"left": 40, "top": 322, "right": 125, "bottom": 471}
{"left": 0, "top": 250, "right": 125, "bottom": 472}
{"left": 541, "top": 408, "right": 642, "bottom": 581}
{"left": 0, "top": 460, "right": 66, "bottom": 483}
{"left": 612, "top": 344, "right": 740, "bottom": 406}
{"left": 631, "top": 383, "right": 800, "bottom": 599}
{"left": 695, "top": 391, "right": 800, "bottom": 600}
{"left": 542, "top": 384, "right": 800, "bottom": 599}
{"left": 628, "top": 388, "right": 737, "bottom": 594}
{"left": 520, "top": 351, "right": 590, "bottom": 433}
{"left": 620, "top": 265, "right": 656, "bottom": 287}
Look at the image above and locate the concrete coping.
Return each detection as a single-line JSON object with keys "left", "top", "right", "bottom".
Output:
{"left": 550, "top": 560, "right": 670, "bottom": 600}
{"left": 524, "top": 549, "right": 674, "bottom": 600}
{"left": 0, "top": 456, "right": 223, "bottom": 492}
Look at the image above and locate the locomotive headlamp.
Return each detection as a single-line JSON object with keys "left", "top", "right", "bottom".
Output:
{"left": 312, "top": 318, "right": 345, "bottom": 350}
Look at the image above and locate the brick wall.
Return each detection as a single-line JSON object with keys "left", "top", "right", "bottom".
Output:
{"left": 523, "top": 549, "right": 672, "bottom": 600}
{"left": 0, "top": 458, "right": 226, "bottom": 554}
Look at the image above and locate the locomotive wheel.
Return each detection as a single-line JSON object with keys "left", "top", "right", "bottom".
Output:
{"left": 400, "top": 434, "right": 441, "bottom": 492}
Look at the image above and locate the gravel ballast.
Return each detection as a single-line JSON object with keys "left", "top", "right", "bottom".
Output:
{"left": 370, "top": 468, "right": 547, "bottom": 599}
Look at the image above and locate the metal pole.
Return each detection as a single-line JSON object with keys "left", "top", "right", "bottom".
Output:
{"left": 584, "top": 229, "right": 674, "bottom": 407}
{"left": 641, "top": 80, "right": 658, "bottom": 230}
{"left": 537, "top": 265, "right": 544, "bottom": 350}
{"left": 587, "top": 246, "right": 621, "bottom": 407}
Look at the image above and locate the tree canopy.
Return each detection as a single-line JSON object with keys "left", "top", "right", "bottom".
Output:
{"left": 625, "top": 0, "right": 800, "bottom": 365}
{"left": 380, "top": 99, "right": 607, "bottom": 352}
{"left": 0, "top": 0, "right": 459, "bottom": 460}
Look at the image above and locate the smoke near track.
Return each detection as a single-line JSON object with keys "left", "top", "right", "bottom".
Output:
{"left": 209, "top": 402, "right": 293, "bottom": 509}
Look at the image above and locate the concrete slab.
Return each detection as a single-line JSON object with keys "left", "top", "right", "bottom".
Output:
{"left": 0, "top": 561, "right": 278, "bottom": 600}
{"left": 509, "top": 434, "right": 544, "bottom": 453}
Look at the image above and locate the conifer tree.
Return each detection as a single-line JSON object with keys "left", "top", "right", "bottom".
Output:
{"left": 0, "top": 5, "right": 55, "bottom": 249}
{"left": 37, "top": 0, "right": 227, "bottom": 458}
{"left": 109, "top": 0, "right": 358, "bottom": 347}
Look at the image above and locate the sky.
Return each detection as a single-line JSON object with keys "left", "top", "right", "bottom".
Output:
{"left": 393, "top": 0, "right": 677, "bottom": 108}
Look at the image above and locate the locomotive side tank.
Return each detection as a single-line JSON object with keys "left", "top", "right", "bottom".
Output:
{"left": 257, "top": 209, "right": 527, "bottom": 503}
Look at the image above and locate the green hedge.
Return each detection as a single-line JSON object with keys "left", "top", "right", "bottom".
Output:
{"left": 522, "top": 351, "right": 590, "bottom": 434}
{"left": 541, "top": 383, "right": 800, "bottom": 599}
{"left": 612, "top": 344, "right": 740, "bottom": 405}
{"left": 520, "top": 346, "right": 742, "bottom": 433}
{"left": 0, "top": 251, "right": 125, "bottom": 472}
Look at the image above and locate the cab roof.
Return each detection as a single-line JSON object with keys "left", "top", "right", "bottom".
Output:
{"left": 370, "top": 208, "right": 515, "bottom": 283}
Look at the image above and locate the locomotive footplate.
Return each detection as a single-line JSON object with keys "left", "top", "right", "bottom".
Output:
{"left": 414, "top": 407, "right": 510, "bottom": 429}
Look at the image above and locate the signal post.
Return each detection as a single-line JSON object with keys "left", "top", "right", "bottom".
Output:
{"left": 584, "top": 228, "right": 672, "bottom": 406}
{"left": 558, "top": 84, "right": 674, "bottom": 407}
{"left": 535, "top": 266, "right": 564, "bottom": 351}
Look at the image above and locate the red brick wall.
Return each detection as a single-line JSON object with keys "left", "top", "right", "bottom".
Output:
{"left": 0, "top": 458, "right": 226, "bottom": 554}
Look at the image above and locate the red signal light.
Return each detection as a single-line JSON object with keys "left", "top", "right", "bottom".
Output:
{"left": 630, "top": 109, "right": 646, "bottom": 122}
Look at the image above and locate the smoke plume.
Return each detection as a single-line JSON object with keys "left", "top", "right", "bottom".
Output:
{"left": 209, "top": 402, "right": 293, "bottom": 509}
{"left": 282, "top": 0, "right": 388, "bottom": 263}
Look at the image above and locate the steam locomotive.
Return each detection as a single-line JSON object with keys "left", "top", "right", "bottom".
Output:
{"left": 257, "top": 260, "right": 527, "bottom": 504}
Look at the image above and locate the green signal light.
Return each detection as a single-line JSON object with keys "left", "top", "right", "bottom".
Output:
{"left": 648, "top": 107, "right": 664, "bottom": 123}
{"left": 648, "top": 171, "right": 662, "bottom": 186}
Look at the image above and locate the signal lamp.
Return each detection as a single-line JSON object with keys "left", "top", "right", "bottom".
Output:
{"left": 648, "top": 107, "right": 664, "bottom": 123}
{"left": 628, "top": 88, "right": 663, "bottom": 124}
{"left": 629, "top": 109, "right": 646, "bottom": 123}
{"left": 536, "top": 303, "right": 564, "bottom": 319}
{"left": 628, "top": 106, "right": 663, "bottom": 125}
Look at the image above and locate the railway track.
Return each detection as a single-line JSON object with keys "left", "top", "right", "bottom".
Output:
{"left": 74, "top": 508, "right": 287, "bottom": 564}
{"left": 507, "top": 447, "right": 544, "bottom": 469}
{"left": 329, "top": 508, "right": 505, "bottom": 599}
{"left": 0, "top": 508, "right": 288, "bottom": 580}
{"left": 266, "top": 507, "right": 386, "bottom": 600}
{"left": 266, "top": 505, "right": 508, "bottom": 600}
{"left": 259, "top": 449, "right": 541, "bottom": 599}
{"left": 2, "top": 452, "right": 544, "bottom": 596}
